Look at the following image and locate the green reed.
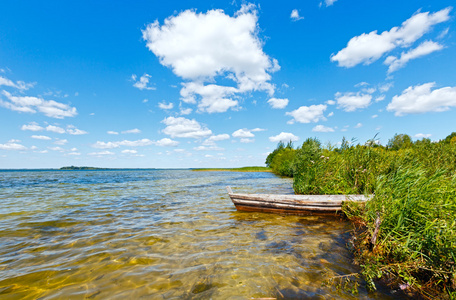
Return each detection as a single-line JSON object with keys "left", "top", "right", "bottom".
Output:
{"left": 266, "top": 134, "right": 456, "bottom": 297}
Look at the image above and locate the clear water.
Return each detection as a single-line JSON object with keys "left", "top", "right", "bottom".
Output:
{"left": 0, "top": 170, "right": 402, "bottom": 299}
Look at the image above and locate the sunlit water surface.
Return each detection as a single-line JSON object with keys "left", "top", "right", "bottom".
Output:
{"left": 0, "top": 170, "right": 403, "bottom": 299}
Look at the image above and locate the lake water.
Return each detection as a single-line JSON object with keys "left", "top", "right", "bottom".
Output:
{"left": 0, "top": 170, "right": 403, "bottom": 299}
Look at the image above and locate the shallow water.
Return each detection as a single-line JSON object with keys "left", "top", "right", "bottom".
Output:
{"left": 0, "top": 170, "right": 402, "bottom": 299}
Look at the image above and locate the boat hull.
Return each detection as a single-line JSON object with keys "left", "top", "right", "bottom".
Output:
{"left": 227, "top": 187, "right": 369, "bottom": 216}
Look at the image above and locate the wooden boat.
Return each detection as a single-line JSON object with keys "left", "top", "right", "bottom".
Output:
{"left": 226, "top": 186, "right": 370, "bottom": 215}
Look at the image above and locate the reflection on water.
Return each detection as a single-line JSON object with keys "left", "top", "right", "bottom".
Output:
{"left": 0, "top": 170, "right": 401, "bottom": 299}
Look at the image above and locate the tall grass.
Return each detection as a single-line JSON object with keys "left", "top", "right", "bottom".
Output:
{"left": 265, "top": 134, "right": 456, "bottom": 296}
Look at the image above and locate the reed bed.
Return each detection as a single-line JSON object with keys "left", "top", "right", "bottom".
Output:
{"left": 266, "top": 134, "right": 456, "bottom": 297}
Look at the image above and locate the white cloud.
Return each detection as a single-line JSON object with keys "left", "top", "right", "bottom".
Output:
{"left": 48, "top": 146, "right": 64, "bottom": 152}
{"left": 132, "top": 74, "right": 156, "bottom": 90}
{"left": 290, "top": 9, "right": 304, "bottom": 21}
{"left": 414, "top": 133, "right": 432, "bottom": 139}
{"left": 162, "top": 117, "right": 212, "bottom": 138}
{"left": 251, "top": 128, "right": 265, "bottom": 132}
{"left": 0, "top": 139, "right": 27, "bottom": 150}
{"left": 324, "top": 0, "right": 338, "bottom": 7}
{"left": 385, "top": 40, "right": 444, "bottom": 73}
{"left": 31, "top": 135, "right": 51, "bottom": 140}
{"left": 0, "top": 75, "right": 35, "bottom": 91}
{"left": 180, "top": 82, "right": 238, "bottom": 113}
{"left": 335, "top": 92, "right": 372, "bottom": 112}
{"left": 67, "top": 125, "right": 88, "bottom": 135}
{"left": 379, "top": 82, "right": 394, "bottom": 93}
{"left": 67, "top": 152, "right": 81, "bottom": 156}
{"left": 88, "top": 151, "right": 115, "bottom": 156}
{"left": 286, "top": 104, "right": 327, "bottom": 124}
{"left": 355, "top": 123, "right": 363, "bottom": 128}
{"left": 330, "top": 8, "right": 451, "bottom": 68}
{"left": 46, "top": 125, "right": 65, "bottom": 134}
{"left": 328, "top": 112, "right": 334, "bottom": 117}
{"left": 372, "top": 114, "right": 378, "bottom": 118}
{"left": 387, "top": 82, "right": 456, "bottom": 116}
{"left": 194, "top": 145, "right": 224, "bottom": 151}
{"left": 92, "top": 139, "right": 154, "bottom": 149}
{"left": 180, "top": 107, "right": 192, "bottom": 115}
{"left": 326, "top": 100, "right": 336, "bottom": 105}
{"left": 203, "top": 134, "right": 230, "bottom": 145}
{"left": 240, "top": 138, "right": 254, "bottom": 143}
{"left": 21, "top": 122, "right": 44, "bottom": 131}
{"left": 107, "top": 131, "right": 119, "bottom": 135}
{"left": 1, "top": 91, "right": 77, "bottom": 119}
{"left": 153, "top": 138, "right": 179, "bottom": 147}
{"left": 267, "top": 98, "right": 289, "bottom": 109}
{"left": 312, "top": 125, "right": 335, "bottom": 132}
{"left": 142, "top": 4, "right": 279, "bottom": 113}
{"left": 375, "top": 95, "right": 386, "bottom": 102}
{"left": 54, "top": 139, "right": 68, "bottom": 145}
{"left": 121, "top": 128, "right": 141, "bottom": 134}
{"left": 269, "top": 132, "right": 299, "bottom": 143}
{"left": 158, "top": 101, "right": 174, "bottom": 110}
{"left": 232, "top": 129, "right": 254, "bottom": 138}
{"left": 121, "top": 149, "right": 138, "bottom": 154}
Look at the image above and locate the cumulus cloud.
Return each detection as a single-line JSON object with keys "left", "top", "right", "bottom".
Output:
{"left": 153, "top": 138, "right": 179, "bottom": 147}
{"left": 121, "top": 149, "right": 138, "bottom": 154}
{"left": 107, "top": 131, "right": 119, "bottom": 135}
{"left": 286, "top": 104, "right": 327, "bottom": 124}
{"left": 92, "top": 139, "right": 154, "bottom": 149}
{"left": 240, "top": 138, "right": 255, "bottom": 143}
{"left": 232, "top": 129, "right": 254, "bottom": 138}
{"left": 335, "top": 92, "right": 372, "bottom": 112}
{"left": 0, "top": 75, "right": 35, "bottom": 91}
{"left": 355, "top": 123, "right": 363, "bottom": 128}
{"left": 414, "top": 133, "right": 432, "bottom": 139}
{"left": 21, "top": 122, "right": 44, "bottom": 131}
{"left": 88, "top": 151, "right": 115, "bottom": 156}
{"left": 67, "top": 125, "right": 88, "bottom": 135}
{"left": 324, "top": 0, "right": 338, "bottom": 7}
{"left": 142, "top": 4, "right": 279, "bottom": 113}
{"left": 0, "top": 139, "right": 27, "bottom": 150}
{"left": 269, "top": 132, "right": 299, "bottom": 143}
{"left": 203, "top": 134, "right": 230, "bottom": 146}
{"left": 385, "top": 40, "right": 444, "bottom": 73}
{"left": 54, "top": 139, "right": 68, "bottom": 145}
{"left": 312, "top": 125, "right": 335, "bottom": 132}
{"left": 290, "top": 9, "right": 304, "bottom": 21}
{"left": 158, "top": 101, "right": 174, "bottom": 110}
{"left": 31, "top": 135, "right": 51, "bottom": 140}
{"left": 387, "top": 82, "right": 456, "bottom": 116}
{"left": 267, "top": 98, "right": 289, "bottom": 109}
{"left": 375, "top": 95, "right": 386, "bottom": 102}
{"left": 331, "top": 8, "right": 451, "bottom": 68}
{"left": 162, "top": 116, "right": 212, "bottom": 138}
{"left": 0, "top": 90, "right": 77, "bottom": 118}
{"left": 194, "top": 145, "right": 224, "bottom": 151}
{"left": 121, "top": 128, "right": 141, "bottom": 134}
{"left": 132, "top": 74, "right": 156, "bottom": 90}
{"left": 46, "top": 125, "right": 65, "bottom": 134}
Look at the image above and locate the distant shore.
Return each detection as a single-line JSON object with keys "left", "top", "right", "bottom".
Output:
{"left": 192, "top": 166, "right": 271, "bottom": 172}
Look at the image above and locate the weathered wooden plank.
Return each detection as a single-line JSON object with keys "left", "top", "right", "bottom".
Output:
{"left": 232, "top": 199, "right": 342, "bottom": 211}
{"left": 226, "top": 186, "right": 370, "bottom": 215}
{"left": 233, "top": 204, "right": 343, "bottom": 216}
{"left": 230, "top": 195, "right": 344, "bottom": 206}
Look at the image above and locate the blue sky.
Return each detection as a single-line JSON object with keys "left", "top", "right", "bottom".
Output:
{"left": 1, "top": 0, "right": 455, "bottom": 168}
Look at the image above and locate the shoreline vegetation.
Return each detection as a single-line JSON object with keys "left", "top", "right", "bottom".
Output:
{"left": 266, "top": 133, "right": 456, "bottom": 298}
{"left": 192, "top": 166, "right": 271, "bottom": 172}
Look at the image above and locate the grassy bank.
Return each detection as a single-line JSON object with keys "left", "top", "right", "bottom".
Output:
{"left": 266, "top": 134, "right": 456, "bottom": 297}
{"left": 192, "top": 166, "right": 272, "bottom": 172}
